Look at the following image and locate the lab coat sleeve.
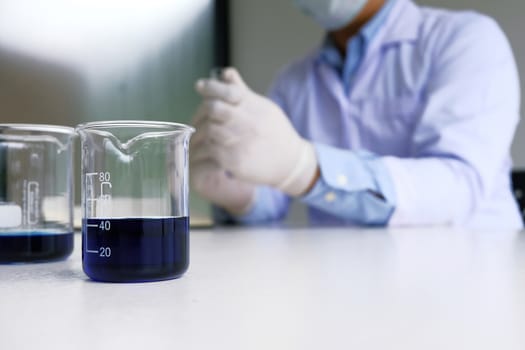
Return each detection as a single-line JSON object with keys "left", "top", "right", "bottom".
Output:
{"left": 383, "top": 15, "right": 520, "bottom": 226}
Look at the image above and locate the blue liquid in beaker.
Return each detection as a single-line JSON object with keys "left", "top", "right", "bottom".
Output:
{"left": 0, "top": 232, "right": 74, "bottom": 263}
{"left": 82, "top": 216, "right": 189, "bottom": 282}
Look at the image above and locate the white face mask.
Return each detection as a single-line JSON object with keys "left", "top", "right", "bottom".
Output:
{"left": 293, "top": 0, "right": 368, "bottom": 30}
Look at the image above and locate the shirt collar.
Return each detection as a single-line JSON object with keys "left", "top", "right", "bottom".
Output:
{"left": 318, "top": 0, "right": 397, "bottom": 67}
{"left": 362, "top": 0, "right": 397, "bottom": 42}
{"left": 317, "top": 0, "right": 421, "bottom": 65}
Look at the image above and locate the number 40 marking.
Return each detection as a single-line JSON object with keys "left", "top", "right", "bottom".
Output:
{"left": 99, "top": 220, "right": 110, "bottom": 231}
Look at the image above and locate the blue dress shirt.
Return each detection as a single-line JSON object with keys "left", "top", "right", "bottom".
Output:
{"left": 216, "top": 0, "right": 523, "bottom": 229}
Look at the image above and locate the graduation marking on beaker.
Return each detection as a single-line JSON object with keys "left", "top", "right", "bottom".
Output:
{"left": 84, "top": 171, "right": 113, "bottom": 256}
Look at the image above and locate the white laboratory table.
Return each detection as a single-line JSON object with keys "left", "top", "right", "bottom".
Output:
{"left": 1, "top": 226, "right": 525, "bottom": 350}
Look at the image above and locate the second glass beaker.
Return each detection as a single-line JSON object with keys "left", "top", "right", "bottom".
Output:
{"left": 0, "top": 124, "right": 75, "bottom": 263}
{"left": 76, "top": 120, "right": 194, "bottom": 282}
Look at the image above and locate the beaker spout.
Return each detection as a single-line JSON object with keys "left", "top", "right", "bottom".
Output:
{"left": 76, "top": 120, "right": 194, "bottom": 155}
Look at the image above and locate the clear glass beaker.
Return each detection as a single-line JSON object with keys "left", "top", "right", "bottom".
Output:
{"left": 0, "top": 124, "right": 76, "bottom": 263}
{"left": 76, "top": 120, "right": 194, "bottom": 282}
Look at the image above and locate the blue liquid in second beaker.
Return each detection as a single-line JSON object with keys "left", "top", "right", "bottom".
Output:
{"left": 82, "top": 216, "right": 189, "bottom": 282}
{"left": 0, "top": 232, "right": 74, "bottom": 263}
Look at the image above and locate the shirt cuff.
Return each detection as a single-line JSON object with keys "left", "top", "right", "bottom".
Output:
{"left": 301, "top": 143, "right": 396, "bottom": 225}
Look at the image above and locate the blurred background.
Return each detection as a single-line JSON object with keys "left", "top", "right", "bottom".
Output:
{"left": 0, "top": 0, "right": 221, "bottom": 220}
{"left": 0, "top": 0, "right": 523, "bottom": 222}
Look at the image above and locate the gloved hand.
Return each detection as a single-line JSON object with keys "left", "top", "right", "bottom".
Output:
{"left": 192, "top": 68, "right": 319, "bottom": 197}
{"left": 190, "top": 128, "right": 256, "bottom": 215}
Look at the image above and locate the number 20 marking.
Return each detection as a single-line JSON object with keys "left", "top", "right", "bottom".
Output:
{"left": 99, "top": 247, "right": 111, "bottom": 257}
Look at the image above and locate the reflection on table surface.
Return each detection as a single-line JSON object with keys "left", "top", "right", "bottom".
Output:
{"left": 0, "top": 226, "right": 524, "bottom": 350}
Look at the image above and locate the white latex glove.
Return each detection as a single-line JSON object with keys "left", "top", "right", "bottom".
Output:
{"left": 192, "top": 68, "right": 318, "bottom": 197}
{"left": 190, "top": 125, "right": 256, "bottom": 215}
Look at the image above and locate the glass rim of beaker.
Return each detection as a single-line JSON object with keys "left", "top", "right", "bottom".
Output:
{"left": 0, "top": 123, "right": 76, "bottom": 136}
{"left": 0, "top": 123, "right": 76, "bottom": 135}
{"left": 75, "top": 120, "right": 195, "bottom": 133}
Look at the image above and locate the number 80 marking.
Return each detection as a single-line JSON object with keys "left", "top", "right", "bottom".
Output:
{"left": 99, "top": 172, "right": 110, "bottom": 182}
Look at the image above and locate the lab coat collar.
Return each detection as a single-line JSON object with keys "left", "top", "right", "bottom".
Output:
{"left": 379, "top": 0, "right": 422, "bottom": 44}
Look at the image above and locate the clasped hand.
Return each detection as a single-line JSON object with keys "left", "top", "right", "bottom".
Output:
{"left": 190, "top": 68, "right": 318, "bottom": 214}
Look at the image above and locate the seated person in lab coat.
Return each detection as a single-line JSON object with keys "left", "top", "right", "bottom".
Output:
{"left": 190, "top": 0, "right": 523, "bottom": 228}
